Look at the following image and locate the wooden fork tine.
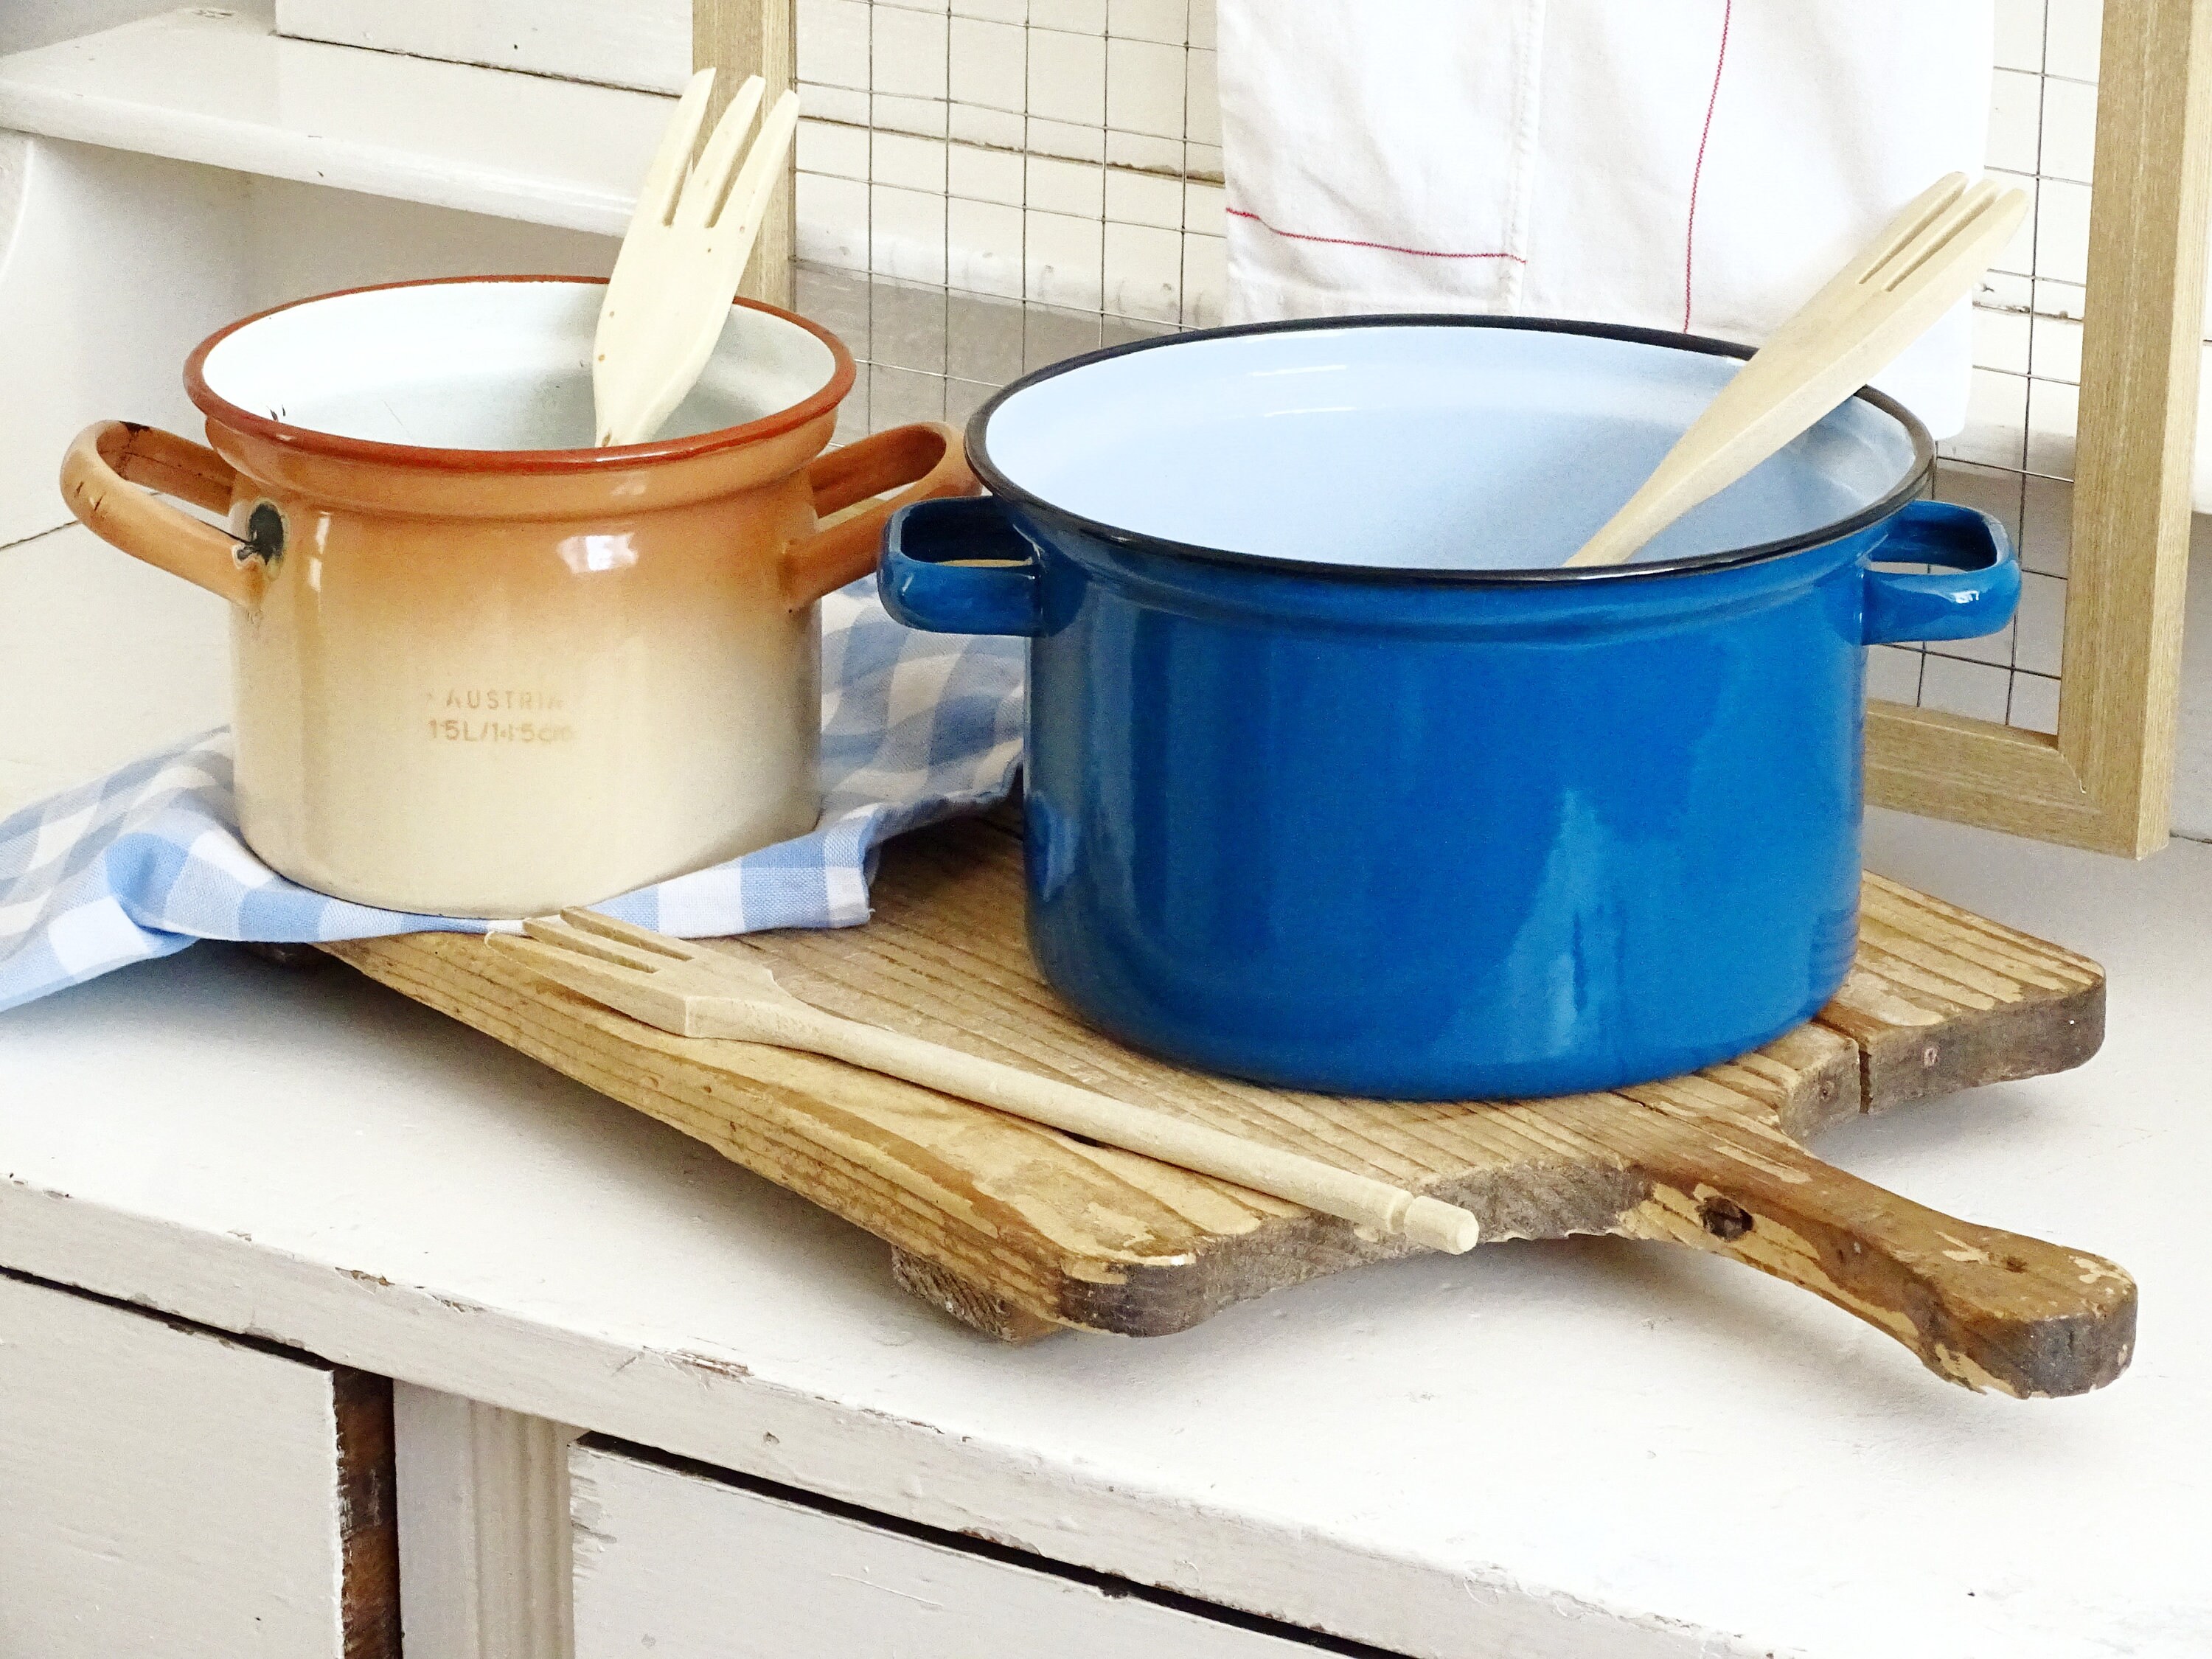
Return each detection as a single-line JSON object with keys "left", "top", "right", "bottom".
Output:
{"left": 520, "top": 916, "right": 671, "bottom": 975}
{"left": 1855, "top": 173, "right": 1969, "bottom": 284}
{"left": 1903, "top": 177, "right": 2001, "bottom": 252}
{"left": 676, "top": 74, "right": 766, "bottom": 229}
{"left": 553, "top": 906, "right": 701, "bottom": 961}
{"left": 632, "top": 68, "right": 717, "bottom": 234}
{"left": 1750, "top": 175, "right": 1970, "bottom": 362}
{"left": 711, "top": 89, "right": 799, "bottom": 234}
{"left": 495, "top": 931, "right": 664, "bottom": 1003}
{"left": 1565, "top": 171, "right": 2025, "bottom": 569}
{"left": 1884, "top": 182, "right": 2022, "bottom": 292}
{"left": 494, "top": 931, "right": 712, "bottom": 1037}
{"left": 1919, "top": 175, "right": 2004, "bottom": 244}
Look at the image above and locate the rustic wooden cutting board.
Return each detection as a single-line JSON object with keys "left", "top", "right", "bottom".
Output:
{"left": 326, "top": 811, "right": 2131, "bottom": 1398}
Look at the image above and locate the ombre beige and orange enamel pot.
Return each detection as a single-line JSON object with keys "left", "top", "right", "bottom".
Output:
{"left": 62, "top": 275, "right": 975, "bottom": 917}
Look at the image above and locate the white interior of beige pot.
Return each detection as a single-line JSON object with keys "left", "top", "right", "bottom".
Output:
{"left": 196, "top": 279, "right": 839, "bottom": 450}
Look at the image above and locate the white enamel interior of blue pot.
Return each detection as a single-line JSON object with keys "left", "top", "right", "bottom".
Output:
{"left": 979, "top": 323, "right": 1924, "bottom": 571}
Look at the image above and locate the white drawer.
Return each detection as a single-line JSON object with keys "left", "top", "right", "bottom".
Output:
{"left": 570, "top": 1438, "right": 1380, "bottom": 1658}
{"left": 0, "top": 1270, "right": 397, "bottom": 1658}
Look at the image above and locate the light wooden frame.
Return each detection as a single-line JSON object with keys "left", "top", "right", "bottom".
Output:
{"left": 691, "top": 0, "right": 2211, "bottom": 855}
{"left": 693, "top": 0, "right": 798, "bottom": 311}
{"left": 1868, "top": 0, "right": 2212, "bottom": 854}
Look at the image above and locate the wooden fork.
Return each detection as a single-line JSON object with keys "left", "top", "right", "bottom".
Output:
{"left": 593, "top": 67, "right": 801, "bottom": 448}
{"left": 1564, "top": 173, "right": 2030, "bottom": 567}
{"left": 493, "top": 909, "right": 1483, "bottom": 1254}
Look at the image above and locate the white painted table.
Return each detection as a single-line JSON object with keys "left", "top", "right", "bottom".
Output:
{"left": 2, "top": 541, "right": 2209, "bottom": 1656}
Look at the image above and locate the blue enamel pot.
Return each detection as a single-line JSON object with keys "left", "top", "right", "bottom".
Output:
{"left": 879, "top": 317, "right": 2017, "bottom": 1099}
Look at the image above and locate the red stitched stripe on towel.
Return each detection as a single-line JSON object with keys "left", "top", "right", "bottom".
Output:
{"left": 1683, "top": 0, "right": 1734, "bottom": 330}
{"left": 1228, "top": 206, "right": 1527, "bottom": 263}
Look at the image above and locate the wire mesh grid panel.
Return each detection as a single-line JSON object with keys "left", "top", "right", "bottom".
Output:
{"left": 1869, "top": 0, "right": 2104, "bottom": 738}
{"left": 793, "top": 0, "right": 1227, "bottom": 332}
{"left": 804, "top": 263, "right": 1180, "bottom": 448}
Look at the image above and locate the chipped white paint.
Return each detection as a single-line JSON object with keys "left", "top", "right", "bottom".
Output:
{"left": 570, "top": 1440, "right": 1312, "bottom": 1658}
{"left": 1930, "top": 1343, "right": 2028, "bottom": 1399}
{"left": 0, "top": 1272, "right": 355, "bottom": 1655}
{"left": 1938, "top": 1233, "right": 1994, "bottom": 1265}
{"left": 1628, "top": 1186, "right": 1923, "bottom": 1346}
{"left": 1834, "top": 967, "right": 1948, "bottom": 1029}
{"left": 2077, "top": 1257, "right": 2133, "bottom": 1287}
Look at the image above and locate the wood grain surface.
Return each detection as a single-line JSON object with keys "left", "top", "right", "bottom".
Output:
{"left": 334, "top": 1367, "right": 401, "bottom": 1659}
{"left": 328, "top": 814, "right": 2128, "bottom": 1397}
{"left": 692, "top": 0, "right": 796, "bottom": 310}
{"left": 1864, "top": 0, "right": 2212, "bottom": 853}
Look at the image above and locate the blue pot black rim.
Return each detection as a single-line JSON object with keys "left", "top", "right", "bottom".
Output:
{"left": 963, "top": 312, "right": 1938, "bottom": 588}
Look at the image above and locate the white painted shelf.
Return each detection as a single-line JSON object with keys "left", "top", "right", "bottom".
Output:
{"left": 0, "top": 6, "right": 662, "bottom": 235}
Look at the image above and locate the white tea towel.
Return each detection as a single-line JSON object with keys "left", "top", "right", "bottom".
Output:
{"left": 0, "top": 583, "right": 1023, "bottom": 1013}
{"left": 1219, "top": 0, "right": 1997, "bottom": 437}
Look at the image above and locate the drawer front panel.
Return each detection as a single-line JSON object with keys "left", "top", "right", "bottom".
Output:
{"left": 0, "top": 1270, "right": 397, "bottom": 1658}
{"left": 571, "top": 1439, "right": 1353, "bottom": 1658}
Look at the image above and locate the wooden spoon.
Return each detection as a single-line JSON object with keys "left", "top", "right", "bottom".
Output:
{"left": 493, "top": 908, "right": 1486, "bottom": 1256}
{"left": 1563, "top": 174, "right": 2028, "bottom": 568}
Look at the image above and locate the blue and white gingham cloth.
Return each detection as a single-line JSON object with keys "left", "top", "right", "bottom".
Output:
{"left": 0, "top": 585, "right": 1023, "bottom": 1013}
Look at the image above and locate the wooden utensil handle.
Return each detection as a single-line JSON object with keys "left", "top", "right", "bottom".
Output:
{"left": 1617, "top": 1107, "right": 2134, "bottom": 1397}
{"left": 779, "top": 1006, "right": 1481, "bottom": 1253}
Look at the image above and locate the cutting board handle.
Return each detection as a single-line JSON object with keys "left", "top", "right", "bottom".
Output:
{"left": 1618, "top": 1099, "right": 2135, "bottom": 1397}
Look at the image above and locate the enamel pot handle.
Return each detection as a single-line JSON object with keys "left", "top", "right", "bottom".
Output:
{"left": 1862, "top": 498, "right": 2020, "bottom": 645}
{"left": 60, "top": 422, "right": 272, "bottom": 611}
{"left": 785, "top": 422, "right": 980, "bottom": 608}
{"left": 878, "top": 495, "right": 1045, "bottom": 636}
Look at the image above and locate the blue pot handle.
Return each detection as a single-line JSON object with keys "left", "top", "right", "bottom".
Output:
{"left": 879, "top": 495, "right": 1044, "bottom": 636}
{"left": 1862, "top": 498, "right": 2020, "bottom": 645}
